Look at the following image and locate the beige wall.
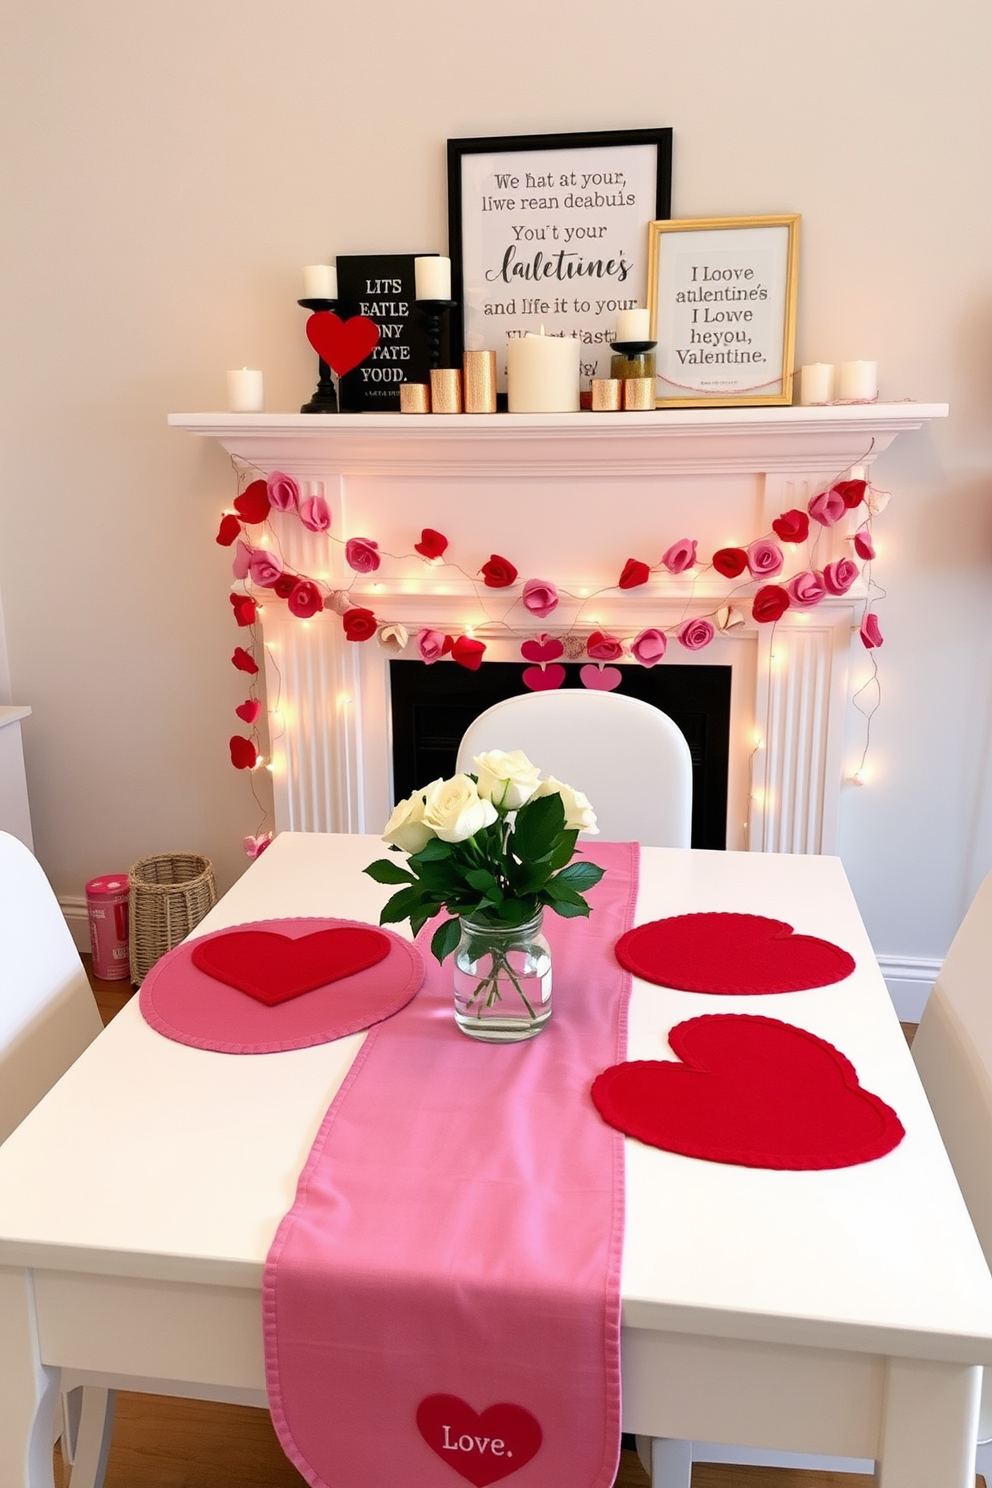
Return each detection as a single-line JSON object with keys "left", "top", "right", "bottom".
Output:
{"left": 1, "top": 0, "right": 990, "bottom": 961}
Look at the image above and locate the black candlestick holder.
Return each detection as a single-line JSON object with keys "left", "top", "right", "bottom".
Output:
{"left": 610, "top": 339, "right": 657, "bottom": 358}
{"left": 416, "top": 299, "right": 456, "bottom": 370}
{"left": 298, "top": 297, "right": 339, "bottom": 413}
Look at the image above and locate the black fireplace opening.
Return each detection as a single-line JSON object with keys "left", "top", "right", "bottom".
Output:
{"left": 389, "top": 662, "right": 731, "bottom": 850}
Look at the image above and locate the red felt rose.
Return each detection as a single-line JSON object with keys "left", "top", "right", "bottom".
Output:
{"left": 480, "top": 554, "right": 518, "bottom": 588}
{"left": 712, "top": 546, "right": 748, "bottom": 578}
{"left": 808, "top": 487, "right": 846, "bottom": 527}
{"left": 273, "top": 573, "right": 298, "bottom": 599}
{"left": 216, "top": 513, "right": 241, "bottom": 547}
{"left": 233, "top": 479, "right": 271, "bottom": 525}
{"left": 229, "top": 735, "right": 258, "bottom": 770}
{"left": 288, "top": 580, "right": 324, "bottom": 618}
{"left": 860, "top": 612, "right": 884, "bottom": 649}
{"left": 232, "top": 646, "right": 259, "bottom": 674}
{"left": 752, "top": 585, "right": 791, "bottom": 623}
{"left": 342, "top": 607, "right": 377, "bottom": 641}
{"left": 451, "top": 635, "right": 486, "bottom": 670}
{"left": 618, "top": 557, "right": 651, "bottom": 589}
{"left": 414, "top": 528, "right": 448, "bottom": 560}
{"left": 772, "top": 509, "right": 810, "bottom": 544}
{"left": 822, "top": 558, "right": 859, "bottom": 595}
{"left": 229, "top": 593, "right": 256, "bottom": 627}
{"left": 834, "top": 478, "right": 867, "bottom": 509}
{"left": 587, "top": 630, "right": 623, "bottom": 662}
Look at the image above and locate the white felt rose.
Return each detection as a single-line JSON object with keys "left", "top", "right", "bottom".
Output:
{"left": 533, "top": 776, "right": 599, "bottom": 835}
{"left": 422, "top": 775, "right": 498, "bottom": 843}
{"left": 473, "top": 749, "right": 543, "bottom": 811}
{"left": 382, "top": 785, "right": 439, "bottom": 853}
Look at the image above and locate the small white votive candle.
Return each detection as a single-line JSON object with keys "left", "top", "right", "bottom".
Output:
{"left": 615, "top": 307, "right": 651, "bottom": 342}
{"left": 303, "top": 264, "right": 337, "bottom": 299}
{"left": 414, "top": 255, "right": 451, "bottom": 301}
{"left": 837, "top": 360, "right": 878, "bottom": 402}
{"left": 798, "top": 363, "right": 835, "bottom": 405}
{"left": 227, "top": 368, "right": 264, "bottom": 412}
{"left": 506, "top": 329, "right": 581, "bottom": 413}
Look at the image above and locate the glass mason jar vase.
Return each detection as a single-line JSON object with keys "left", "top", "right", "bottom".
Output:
{"left": 453, "top": 910, "right": 552, "bottom": 1043}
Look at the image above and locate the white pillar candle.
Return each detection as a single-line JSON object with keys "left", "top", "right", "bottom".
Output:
{"left": 303, "top": 264, "right": 337, "bottom": 299}
{"left": 227, "top": 368, "right": 264, "bottom": 413}
{"left": 506, "top": 329, "right": 581, "bottom": 413}
{"left": 615, "top": 307, "right": 651, "bottom": 342}
{"left": 414, "top": 256, "right": 451, "bottom": 301}
{"left": 837, "top": 360, "right": 878, "bottom": 401}
{"left": 797, "top": 363, "right": 835, "bottom": 405}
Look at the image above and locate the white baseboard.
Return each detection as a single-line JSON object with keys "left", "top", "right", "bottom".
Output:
{"left": 60, "top": 894, "right": 92, "bottom": 955}
{"left": 877, "top": 954, "right": 940, "bottom": 1022}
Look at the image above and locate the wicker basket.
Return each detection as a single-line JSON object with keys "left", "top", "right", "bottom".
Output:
{"left": 128, "top": 852, "right": 217, "bottom": 985}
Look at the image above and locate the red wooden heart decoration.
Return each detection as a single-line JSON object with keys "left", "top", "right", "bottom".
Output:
{"left": 591, "top": 1014, "right": 905, "bottom": 1169}
{"left": 190, "top": 927, "right": 391, "bottom": 1006}
{"left": 523, "top": 663, "right": 566, "bottom": 691}
{"left": 306, "top": 311, "right": 381, "bottom": 376}
{"left": 416, "top": 1395, "right": 542, "bottom": 1486}
{"left": 615, "top": 912, "right": 855, "bottom": 994}
{"left": 520, "top": 636, "right": 564, "bottom": 663}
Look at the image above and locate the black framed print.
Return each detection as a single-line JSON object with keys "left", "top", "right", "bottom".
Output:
{"left": 447, "top": 128, "right": 673, "bottom": 395}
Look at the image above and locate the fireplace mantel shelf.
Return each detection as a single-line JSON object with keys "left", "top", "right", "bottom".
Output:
{"left": 170, "top": 402, "right": 947, "bottom": 478}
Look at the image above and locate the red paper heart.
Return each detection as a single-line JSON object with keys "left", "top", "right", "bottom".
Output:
{"left": 191, "top": 926, "right": 390, "bottom": 1006}
{"left": 523, "top": 663, "right": 566, "bottom": 691}
{"left": 416, "top": 1395, "right": 542, "bottom": 1486}
{"left": 520, "top": 636, "right": 564, "bottom": 663}
{"left": 235, "top": 698, "right": 261, "bottom": 725}
{"left": 580, "top": 663, "right": 622, "bottom": 691}
{"left": 234, "top": 479, "right": 271, "bottom": 525}
{"left": 591, "top": 1014, "right": 904, "bottom": 1169}
{"left": 615, "top": 912, "right": 855, "bottom": 994}
{"left": 306, "top": 312, "right": 381, "bottom": 376}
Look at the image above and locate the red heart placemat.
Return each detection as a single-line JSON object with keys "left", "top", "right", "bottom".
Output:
{"left": 139, "top": 917, "right": 424, "bottom": 1053}
{"left": 591, "top": 1013, "right": 904, "bottom": 1169}
{"left": 191, "top": 926, "right": 390, "bottom": 1006}
{"left": 615, "top": 912, "right": 855, "bottom": 994}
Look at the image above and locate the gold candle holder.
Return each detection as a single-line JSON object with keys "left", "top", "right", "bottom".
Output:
{"left": 400, "top": 382, "right": 430, "bottom": 414}
{"left": 463, "top": 350, "right": 497, "bottom": 413}
{"left": 610, "top": 350, "right": 657, "bottom": 381}
{"left": 591, "top": 378, "right": 622, "bottom": 412}
{"left": 623, "top": 377, "right": 655, "bottom": 411}
{"left": 430, "top": 368, "right": 463, "bottom": 414}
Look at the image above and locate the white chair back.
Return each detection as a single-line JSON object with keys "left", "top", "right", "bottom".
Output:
{"left": 0, "top": 830, "right": 103, "bottom": 1143}
{"left": 455, "top": 690, "right": 693, "bottom": 847}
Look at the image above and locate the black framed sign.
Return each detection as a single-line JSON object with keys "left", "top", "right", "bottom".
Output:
{"left": 335, "top": 254, "right": 436, "bottom": 412}
{"left": 447, "top": 128, "right": 673, "bottom": 395}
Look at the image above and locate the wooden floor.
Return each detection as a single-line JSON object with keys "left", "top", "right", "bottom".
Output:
{"left": 67, "top": 959, "right": 950, "bottom": 1488}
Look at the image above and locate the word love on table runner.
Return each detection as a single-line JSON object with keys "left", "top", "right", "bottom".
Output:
{"left": 139, "top": 918, "right": 424, "bottom": 1054}
{"left": 615, "top": 912, "right": 856, "bottom": 994}
{"left": 416, "top": 1396, "right": 543, "bottom": 1487}
{"left": 592, "top": 1014, "right": 905, "bottom": 1170}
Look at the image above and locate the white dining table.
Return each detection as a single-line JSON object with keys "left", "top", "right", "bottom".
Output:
{"left": 2, "top": 832, "right": 992, "bottom": 1488}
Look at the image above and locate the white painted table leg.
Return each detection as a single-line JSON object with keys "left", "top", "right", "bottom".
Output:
{"left": 0, "top": 1266, "right": 59, "bottom": 1488}
{"left": 875, "top": 1357, "right": 981, "bottom": 1488}
{"left": 65, "top": 1387, "right": 115, "bottom": 1488}
{"left": 635, "top": 1436, "right": 692, "bottom": 1488}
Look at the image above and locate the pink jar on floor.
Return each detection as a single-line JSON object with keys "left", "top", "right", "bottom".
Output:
{"left": 85, "top": 874, "right": 131, "bottom": 981}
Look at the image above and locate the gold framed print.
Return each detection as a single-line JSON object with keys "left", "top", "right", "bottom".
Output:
{"left": 647, "top": 215, "right": 800, "bottom": 407}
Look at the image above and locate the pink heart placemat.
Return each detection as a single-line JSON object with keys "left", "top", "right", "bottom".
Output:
{"left": 615, "top": 912, "right": 855, "bottom": 994}
{"left": 139, "top": 917, "right": 424, "bottom": 1053}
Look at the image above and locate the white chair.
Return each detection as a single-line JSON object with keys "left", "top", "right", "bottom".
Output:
{"left": 455, "top": 690, "right": 693, "bottom": 848}
{"left": 0, "top": 830, "right": 115, "bottom": 1487}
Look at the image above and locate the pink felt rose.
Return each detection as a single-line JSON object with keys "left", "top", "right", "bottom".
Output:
{"left": 243, "top": 832, "right": 273, "bottom": 860}
{"left": 808, "top": 487, "right": 846, "bottom": 527}
{"left": 662, "top": 538, "right": 698, "bottom": 574}
{"left": 345, "top": 537, "right": 381, "bottom": 574}
{"left": 677, "top": 618, "right": 715, "bottom": 651}
{"left": 248, "top": 549, "right": 285, "bottom": 588}
{"left": 522, "top": 578, "right": 559, "bottom": 617}
{"left": 288, "top": 580, "right": 324, "bottom": 618}
{"left": 417, "top": 627, "right": 447, "bottom": 664}
{"left": 822, "top": 558, "right": 859, "bottom": 595}
{"left": 860, "top": 612, "right": 884, "bottom": 649}
{"left": 786, "top": 570, "right": 826, "bottom": 609}
{"left": 854, "top": 526, "right": 876, "bottom": 561}
{"left": 586, "top": 630, "right": 623, "bottom": 662}
{"left": 747, "top": 539, "right": 784, "bottom": 579}
{"left": 266, "top": 471, "right": 299, "bottom": 512}
{"left": 232, "top": 540, "right": 252, "bottom": 580}
{"left": 632, "top": 628, "right": 667, "bottom": 667}
{"left": 299, "top": 495, "right": 331, "bottom": 533}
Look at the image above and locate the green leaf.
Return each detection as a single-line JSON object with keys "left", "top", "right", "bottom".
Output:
{"left": 430, "top": 917, "right": 461, "bottom": 964}
{"left": 542, "top": 878, "right": 588, "bottom": 908}
{"left": 511, "top": 793, "right": 565, "bottom": 860}
{"left": 363, "top": 858, "right": 416, "bottom": 886}
{"left": 411, "top": 838, "right": 454, "bottom": 863}
{"left": 545, "top": 897, "right": 590, "bottom": 919}
{"left": 378, "top": 884, "right": 433, "bottom": 925}
{"left": 465, "top": 868, "right": 502, "bottom": 899}
{"left": 546, "top": 831, "right": 580, "bottom": 871}
{"left": 553, "top": 861, "right": 606, "bottom": 892}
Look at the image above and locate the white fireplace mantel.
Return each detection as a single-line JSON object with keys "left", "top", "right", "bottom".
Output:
{"left": 172, "top": 403, "right": 946, "bottom": 855}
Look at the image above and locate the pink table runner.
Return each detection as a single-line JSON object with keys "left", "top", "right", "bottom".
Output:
{"left": 263, "top": 841, "right": 638, "bottom": 1488}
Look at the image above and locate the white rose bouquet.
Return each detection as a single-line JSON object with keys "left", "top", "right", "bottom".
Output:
{"left": 364, "top": 749, "right": 604, "bottom": 965}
